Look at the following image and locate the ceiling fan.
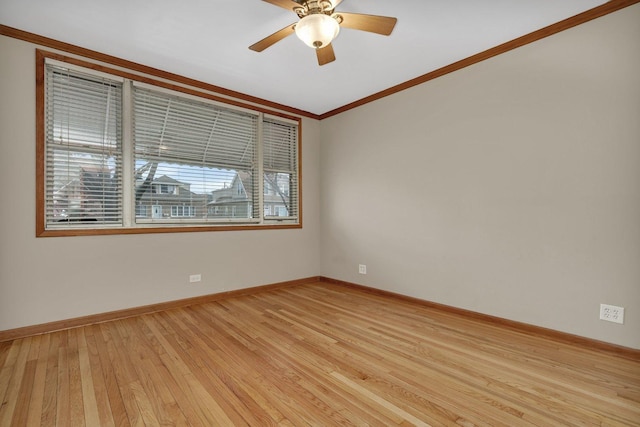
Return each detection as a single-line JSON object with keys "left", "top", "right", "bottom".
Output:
{"left": 249, "top": 0, "right": 397, "bottom": 66}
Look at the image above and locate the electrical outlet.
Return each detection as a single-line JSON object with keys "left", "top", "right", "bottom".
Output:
{"left": 359, "top": 264, "right": 367, "bottom": 274}
{"left": 189, "top": 274, "right": 202, "bottom": 283}
{"left": 600, "top": 304, "right": 624, "bottom": 324}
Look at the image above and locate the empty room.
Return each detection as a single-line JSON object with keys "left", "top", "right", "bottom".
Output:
{"left": 1, "top": 0, "right": 639, "bottom": 425}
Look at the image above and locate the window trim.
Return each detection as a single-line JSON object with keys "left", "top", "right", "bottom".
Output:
{"left": 36, "top": 50, "right": 302, "bottom": 237}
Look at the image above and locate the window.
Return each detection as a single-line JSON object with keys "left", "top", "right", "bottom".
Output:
{"left": 135, "top": 204, "right": 148, "bottom": 217}
{"left": 263, "top": 118, "right": 298, "bottom": 219}
{"left": 44, "top": 64, "right": 123, "bottom": 226}
{"left": 37, "top": 53, "right": 301, "bottom": 236}
{"left": 171, "top": 205, "right": 196, "bottom": 217}
{"left": 155, "top": 184, "right": 177, "bottom": 195}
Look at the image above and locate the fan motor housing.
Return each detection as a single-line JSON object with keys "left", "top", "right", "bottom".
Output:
{"left": 294, "top": 0, "right": 336, "bottom": 18}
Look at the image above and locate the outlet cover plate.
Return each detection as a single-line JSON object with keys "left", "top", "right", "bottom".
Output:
{"left": 600, "top": 304, "right": 624, "bottom": 324}
{"left": 358, "top": 264, "right": 367, "bottom": 274}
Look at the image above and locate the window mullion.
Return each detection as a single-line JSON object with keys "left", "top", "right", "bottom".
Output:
{"left": 257, "top": 114, "right": 264, "bottom": 224}
{"left": 122, "top": 80, "right": 134, "bottom": 227}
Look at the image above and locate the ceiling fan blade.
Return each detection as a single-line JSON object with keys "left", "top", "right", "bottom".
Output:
{"left": 336, "top": 12, "right": 397, "bottom": 35}
{"left": 316, "top": 43, "right": 336, "bottom": 66}
{"left": 249, "top": 23, "right": 296, "bottom": 52}
{"left": 261, "top": 0, "right": 300, "bottom": 11}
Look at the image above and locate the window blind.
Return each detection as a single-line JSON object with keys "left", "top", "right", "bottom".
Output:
{"left": 133, "top": 87, "right": 259, "bottom": 221}
{"left": 263, "top": 118, "right": 298, "bottom": 219}
{"left": 39, "top": 55, "right": 301, "bottom": 234}
{"left": 45, "top": 64, "right": 123, "bottom": 227}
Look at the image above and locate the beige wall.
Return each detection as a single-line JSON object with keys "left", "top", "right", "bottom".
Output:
{"left": 0, "top": 35, "right": 321, "bottom": 330}
{"left": 320, "top": 5, "right": 640, "bottom": 348}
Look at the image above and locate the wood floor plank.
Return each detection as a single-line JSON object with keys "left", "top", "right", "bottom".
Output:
{"left": 9, "top": 334, "right": 41, "bottom": 425}
{"left": 132, "top": 320, "right": 205, "bottom": 427}
{"left": 224, "top": 299, "right": 400, "bottom": 426}
{"left": 225, "top": 295, "right": 469, "bottom": 426}
{"left": 1, "top": 281, "right": 638, "bottom": 426}
{"left": 82, "top": 327, "right": 116, "bottom": 427}
{"left": 191, "top": 303, "right": 318, "bottom": 425}
{"left": 267, "top": 290, "right": 531, "bottom": 426}
{"left": 292, "top": 286, "right": 637, "bottom": 422}
{"left": 215, "top": 300, "right": 373, "bottom": 425}
{"left": 162, "top": 308, "right": 276, "bottom": 426}
{"left": 0, "top": 341, "right": 14, "bottom": 370}
{"left": 205, "top": 299, "right": 372, "bottom": 426}
{"left": 55, "top": 332, "right": 71, "bottom": 427}
{"left": 0, "top": 337, "right": 32, "bottom": 426}
{"left": 0, "top": 340, "right": 22, "bottom": 414}
{"left": 66, "top": 329, "right": 85, "bottom": 427}
{"left": 76, "top": 329, "right": 101, "bottom": 427}
{"left": 26, "top": 333, "right": 50, "bottom": 426}
{"left": 141, "top": 314, "right": 238, "bottom": 426}
{"left": 128, "top": 380, "right": 161, "bottom": 426}
{"left": 100, "top": 322, "right": 145, "bottom": 426}
{"left": 87, "top": 324, "right": 129, "bottom": 427}
{"left": 40, "top": 332, "right": 60, "bottom": 426}
{"left": 9, "top": 358, "right": 37, "bottom": 426}
{"left": 154, "top": 310, "right": 256, "bottom": 426}
{"left": 184, "top": 304, "right": 323, "bottom": 426}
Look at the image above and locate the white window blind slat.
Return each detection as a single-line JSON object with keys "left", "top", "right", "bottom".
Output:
{"left": 45, "top": 65, "right": 123, "bottom": 227}
{"left": 263, "top": 118, "right": 298, "bottom": 219}
{"left": 133, "top": 87, "right": 260, "bottom": 222}
{"left": 42, "top": 59, "right": 300, "bottom": 232}
{"left": 133, "top": 88, "right": 257, "bottom": 170}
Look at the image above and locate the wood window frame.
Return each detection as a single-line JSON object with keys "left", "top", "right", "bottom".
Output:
{"left": 36, "top": 50, "right": 302, "bottom": 237}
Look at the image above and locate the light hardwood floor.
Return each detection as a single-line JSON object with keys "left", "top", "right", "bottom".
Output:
{"left": 1, "top": 282, "right": 639, "bottom": 426}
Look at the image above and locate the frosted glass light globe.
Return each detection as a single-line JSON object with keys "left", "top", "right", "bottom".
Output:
{"left": 295, "top": 14, "right": 340, "bottom": 49}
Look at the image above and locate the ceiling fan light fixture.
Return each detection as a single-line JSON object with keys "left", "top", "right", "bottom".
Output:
{"left": 295, "top": 14, "right": 340, "bottom": 49}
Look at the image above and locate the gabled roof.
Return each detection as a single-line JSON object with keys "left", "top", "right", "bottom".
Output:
{"left": 210, "top": 171, "right": 251, "bottom": 204}
{"left": 152, "top": 175, "right": 185, "bottom": 185}
{"left": 209, "top": 170, "right": 291, "bottom": 205}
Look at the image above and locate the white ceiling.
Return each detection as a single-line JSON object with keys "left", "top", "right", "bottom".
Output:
{"left": 0, "top": 0, "right": 607, "bottom": 115}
